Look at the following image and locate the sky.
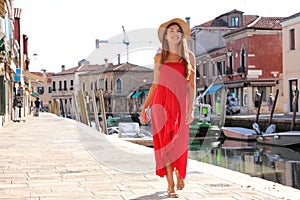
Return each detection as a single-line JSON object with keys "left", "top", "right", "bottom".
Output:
{"left": 13, "top": 0, "right": 300, "bottom": 73}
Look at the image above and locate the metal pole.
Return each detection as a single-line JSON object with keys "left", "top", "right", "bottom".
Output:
{"left": 256, "top": 90, "right": 263, "bottom": 123}
{"left": 269, "top": 89, "right": 279, "bottom": 126}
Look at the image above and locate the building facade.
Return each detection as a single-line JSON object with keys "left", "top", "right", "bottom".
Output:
{"left": 79, "top": 62, "right": 153, "bottom": 115}
{"left": 280, "top": 12, "right": 300, "bottom": 114}
{"left": 192, "top": 9, "right": 284, "bottom": 113}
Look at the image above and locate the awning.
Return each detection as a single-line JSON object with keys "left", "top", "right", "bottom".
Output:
{"left": 204, "top": 83, "right": 224, "bottom": 95}
{"left": 132, "top": 91, "right": 143, "bottom": 98}
{"left": 31, "top": 92, "right": 39, "bottom": 98}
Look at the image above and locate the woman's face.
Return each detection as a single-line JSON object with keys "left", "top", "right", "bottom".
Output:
{"left": 165, "top": 24, "right": 183, "bottom": 45}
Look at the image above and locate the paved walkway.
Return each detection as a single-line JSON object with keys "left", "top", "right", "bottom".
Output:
{"left": 0, "top": 113, "right": 299, "bottom": 200}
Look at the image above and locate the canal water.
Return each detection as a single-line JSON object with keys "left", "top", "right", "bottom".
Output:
{"left": 188, "top": 132, "right": 300, "bottom": 190}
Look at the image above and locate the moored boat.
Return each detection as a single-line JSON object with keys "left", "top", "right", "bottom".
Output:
{"left": 253, "top": 123, "right": 300, "bottom": 146}
{"left": 221, "top": 126, "right": 257, "bottom": 141}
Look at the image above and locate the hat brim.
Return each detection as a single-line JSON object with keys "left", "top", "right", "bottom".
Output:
{"left": 158, "top": 18, "right": 190, "bottom": 43}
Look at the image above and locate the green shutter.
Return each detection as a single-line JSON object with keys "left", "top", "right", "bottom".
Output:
{"left": 0, "top": 76, "right": 5, "bottom": 115}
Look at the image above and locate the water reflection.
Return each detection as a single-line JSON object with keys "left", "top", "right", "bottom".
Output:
{"left": 188, "top": 138, "right": 300, "bottom": 190}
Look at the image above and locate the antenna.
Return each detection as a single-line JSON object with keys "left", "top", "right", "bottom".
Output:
{"left": 122, "top": 26, "right": 129, "bottom": 62}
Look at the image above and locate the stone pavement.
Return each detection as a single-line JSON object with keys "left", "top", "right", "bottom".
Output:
{"left": 0, "top": 113, "right": 299, "bottom": 200}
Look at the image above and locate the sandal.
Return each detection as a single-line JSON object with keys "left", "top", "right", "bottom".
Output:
{"left": 176, "top": 171, "right": 185, "bottom": 190}
{"left": 167, "top": 188, "right": 179, "bottom": 198}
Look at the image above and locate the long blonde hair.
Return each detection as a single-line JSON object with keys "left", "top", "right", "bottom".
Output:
{"left": 159, "top": 23, "right": 193, "bottom": 80}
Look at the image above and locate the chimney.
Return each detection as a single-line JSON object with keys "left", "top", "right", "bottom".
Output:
{"left": 61, "top": 65, "right": 65, "bottom": 72}
{"left": 117, "top": 54, "right": 121, "bottom": 65}
{"left": 185, "top": 17, "right": 190, "bottom": 28}
{"left": 41, "top": 69, "right": 47, "bottom": 78}
{"left": 104, "top": 58, "right": 108, "bottom": 67}
{"left": 96, "top": 39, "right": 99, "bottom": 48}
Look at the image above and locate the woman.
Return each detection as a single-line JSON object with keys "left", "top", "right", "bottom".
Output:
{"left": 141, "top": 18, "right": 196, "bottom": 198}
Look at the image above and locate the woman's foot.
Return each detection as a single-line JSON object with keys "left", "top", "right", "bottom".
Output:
{"left": 167, "top": 187, "right": 179, "bottom": 198}
{"left": 176, "top": 170, "right": 185, "bottom": 190}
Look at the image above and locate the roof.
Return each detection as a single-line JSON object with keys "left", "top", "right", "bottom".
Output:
{"left": 103, "top": 62, "right": 153, "bottom": 73}
{"left": 77, "top": 63, "right": 111, "bottom": 72}
{"left": 29, "top": 71, "right": 54, "bottom": 83}
{"left": 216, "top": 9, "right": 244, "bottom": 19}
{"left": 78, "top": 62, "right": 153, "bottom": 77}
{"left": 280, "top": 12, "right": 300, "bottom": 23}
{"left": 223, "top": 16, "right": 285, "bottom": 37}
{"left": 194, "top": 9, "right": 258, "bottom": 28}
{"left": 54, "top": 66, "right": 79, "bottom": 75}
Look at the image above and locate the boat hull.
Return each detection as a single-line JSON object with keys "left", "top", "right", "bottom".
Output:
{"left": 221, "top": 127, "right": 256, "bottom": 141}
{"left": 256, "top": 131, "right": 300, "bottom": 146}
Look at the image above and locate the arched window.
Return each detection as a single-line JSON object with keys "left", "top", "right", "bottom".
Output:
{"left": 105, "top": 79, "right": 108, "bottom": 91}
{"left": 116, "top": 78, "right": 122, "bottom": 91}
{"left": 241, "top": 48, "right": 246, "bottom": 69}
{"left": 82, "top": 82, "right": 86, "bottom": 92}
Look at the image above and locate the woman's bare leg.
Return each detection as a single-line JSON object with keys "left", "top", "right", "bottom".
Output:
{"left": 166, "top": 163, "right": 178, "bottom": 198}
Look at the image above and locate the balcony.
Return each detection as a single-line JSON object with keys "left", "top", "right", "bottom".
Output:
{"left": 226, "top": 68, "right": 233, "bottom": 75}
{"left": 237, "top": 67, "right": 245, "bottom": 73}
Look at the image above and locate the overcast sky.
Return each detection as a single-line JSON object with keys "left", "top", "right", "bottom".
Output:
{"left": 13, "top": 0, "right": 300, "bottom": 73}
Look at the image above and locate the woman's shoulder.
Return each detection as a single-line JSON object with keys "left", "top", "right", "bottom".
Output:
{"left": 154, "top": 52, "right": 162, "bottom": 64}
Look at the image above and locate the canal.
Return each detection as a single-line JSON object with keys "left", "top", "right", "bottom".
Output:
{"left": 188, "top": 133, "right": 300, "bottom": 190}
{"left": 95, "top": 113, "right": 300, "bottom": 191}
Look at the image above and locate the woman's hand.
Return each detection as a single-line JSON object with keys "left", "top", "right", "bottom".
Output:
{"left": 186, "top": 113, "right": 194, "bottom": 124}
{"left": 141, "top": 107, "right": 149, "bottom": 123}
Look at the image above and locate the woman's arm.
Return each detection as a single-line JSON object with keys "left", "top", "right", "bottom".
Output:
{"left": 141, "top": 53, "right": 161, "bottom": 122}
{"left": 186, "top": 51, "right": 196, "bottom": 124}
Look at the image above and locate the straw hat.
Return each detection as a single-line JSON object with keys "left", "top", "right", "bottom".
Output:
{"left": 158, "top": 18, "right": 190, "bottom": 43}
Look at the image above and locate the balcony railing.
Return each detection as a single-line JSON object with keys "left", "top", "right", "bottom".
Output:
{"left": 237, "top": 67, "right": 245, "bottom": 73}
{"left": 226, "top": 68, "right": 233, "bottom": 75}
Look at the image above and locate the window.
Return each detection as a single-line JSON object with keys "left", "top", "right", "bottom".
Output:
{"left": 231, "top": 17, "right": 239, "bottom": 27}
{"left": 227, "top": 53, "right": 233, "bottom": 74}
{"left": 116, "top": 78, "right": 122, "bottom": 91}
{"left": 99, "top": 78, "right": 104, "bottom": 89}
{"left": 111, "top": 80, "right": 113, "bottom": 91}
{"left": 217, "top": 62, "right": 222, "bottom": 76}
{"left": 48, "top": 86, "right": 52, "bottom": 93}
{"left": 64, "top": 80, "right": 67, "bottom": 91}
{"left": 196, "top": 64, "right": 200, "bottom": 80}
{"left": 212, "top": 62, "right": 216, "bottom": 77}
{"left": 70, "top": 80, "right": 73, "bottom": 90}
{"left": 105, "top": 79, "right": 108, "bottom": 91}
{"left": 290, "top": 29, "right": 295, "bottom": 50}
{"left": 59, "top": 81, "right": 62, "bottom": 91}
{"left": 203, "top": 63, "right": 207, "bottom": 77}
{"left": 90, "top": 82, "right": 93, "bottom": 90}
{"left": 82, "top": 82, "right": 86, "bottom": 92}
{"left": 82, "top": 83, "right": 85, "bottom": 92}
{"left": 222, "top": 60, "right": 226, "bottom": 75}
{"left": 241, "top": 48, "right": 246, "bottom": 68}
{"left": 37, "top": 86, "right": 44, "bottom": 95}
{"left": 52, "top": 81, "right": 56, "bottom": 91}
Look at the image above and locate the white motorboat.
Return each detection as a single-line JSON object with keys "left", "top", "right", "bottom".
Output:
{"left": 221, "top": 126, "right": 257, "bottom": 141}
{"left": 253, "top": 123, "right": 300, "bottom": 146}
{"left": 109, "top": 122, "right": 153, "bottom": 147}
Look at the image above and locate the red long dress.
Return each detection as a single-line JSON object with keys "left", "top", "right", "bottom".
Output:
{"left": 151, "top": 61, "right": 189, "bottom": 179}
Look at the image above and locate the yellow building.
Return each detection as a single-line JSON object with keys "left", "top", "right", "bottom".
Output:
{"left": 281, "top": 12, "right": 300, "bottom": 114}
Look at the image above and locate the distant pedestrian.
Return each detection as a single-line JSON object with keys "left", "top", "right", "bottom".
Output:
{"left": 34, "top": 97, "right": 41, "bottom": 117}
{"left": 141, "top": 18, "right": 196, "bottom": 198}
{"left": 254, "top": 90, "right": 261, "bottom": 110}
{"left": 268, "top": 93, "right": 274, "bottom": 111}
{"left": 13, "top": 95, "right": 22, "bottom": 122}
